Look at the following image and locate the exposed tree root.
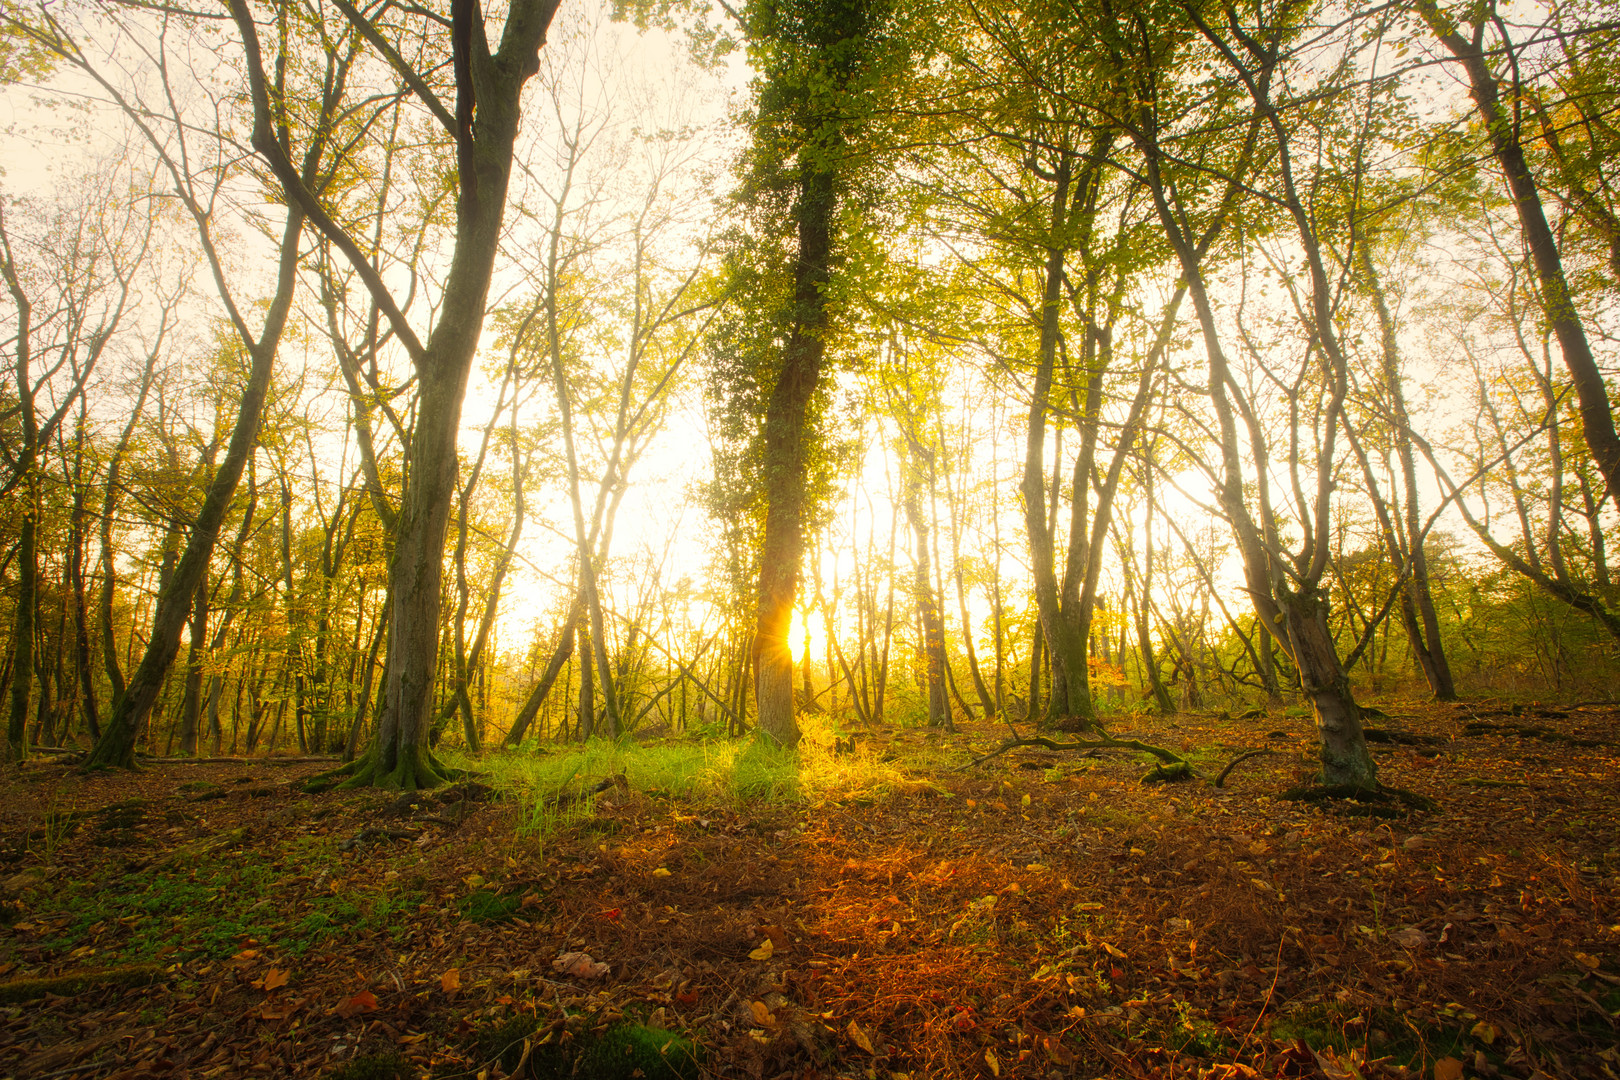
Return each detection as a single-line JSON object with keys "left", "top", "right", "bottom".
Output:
{"left": 1280, "top": 783, "right": 1437, "bottom": 815}
{"left": 1360, "top": 727, "right": 1444, "bottom": 746}
{"left": 323, "top": 743, "right": 465, "bottom": 792}
{"left": 962, "top": 734, "right": 1192, "bottom": 774}
{"left": 140, "top": 754, "right": 338, "bottom": 766}
{"left": 1462, "top": 721, "right": 1607, "bottom": 747}
{"left": 1140, "top": 761, "right": 1195, "bottom": 784}
{"left": 1214, "top": 749, "right": 1278, "bottom": 788}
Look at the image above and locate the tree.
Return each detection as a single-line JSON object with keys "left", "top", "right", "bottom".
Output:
{"left": 0, "top": 170, "right": 151, "bottom": 761}
{"left": 1414, "top": 0, "right": 1620, "bottom": 518}
{"left": 221, "top": 0, "right": 562, "bottom": 787}
{"left": 714, "top": 0, "right": 901, "bottom": 747}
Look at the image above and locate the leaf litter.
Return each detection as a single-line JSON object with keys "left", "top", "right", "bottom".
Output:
{"left": 0, "top": 699, "right": 1616, "bottom": 1078}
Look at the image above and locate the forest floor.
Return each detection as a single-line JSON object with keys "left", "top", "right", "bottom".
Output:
{"left": 1, "top": 698, "right": 1618, "bottom": 1080}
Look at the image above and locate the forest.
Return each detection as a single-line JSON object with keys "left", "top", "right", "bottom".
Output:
{"left": 0, "top": 0, "right": 1617, "bottom": 1076}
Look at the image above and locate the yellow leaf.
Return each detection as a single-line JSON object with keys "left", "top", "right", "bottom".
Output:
{"left": 651, "top": 867, "right": 672, "bottom": 878}
{"left": 440, "top": 968, "right": 461, "bottom": 993}
{"left": 464, "top": 874, "right": 485, "bottom": 889}
{"left": 260, "top": 967, "right": 290, "bottom": 991}
{"left": 984, "top": 1048, "right": 1001, "bottom": 1077}
{"left": 748, "top": 938, "right": 774, "bottom": 961}
{"left": 1433, "top": 1057, "right": 1465, "bottom": 1080}
{"left": 846, "top": 1019, "right": 875, "bottom": 1054}
{"left": 1469, "top": 1020, "right": 1497, "bottom": 1045}
{"left": 750, "top": 1000, "right": 774, "bottom": 1026}
{"left": 1020, "top": 794, "right": 1031, "bottom": 808}
{"left": 1574, "top": 952, "right": 1601, "bottom": 971}
{"left": 1102, "top": 942, "right": 1127, "bottom": 959}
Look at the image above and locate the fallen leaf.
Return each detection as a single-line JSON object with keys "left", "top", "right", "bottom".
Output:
{"left": 1574, "top": 952, "right": 1601, "bottom": 971}
{"left": 748, "top": 938, "right": 775, "bottom": 961}
{"left": 846, "top": 1019, "right": 875, "bottom": 1054}
{"left": 1469, "top": 1020, "right": 1497, "bottom": 1044}
{"left": 553, "top": 951, "right": 610, "bottom": 979}
{"left": 1101, "top": 942, "right": 1127, "bottom": 959}
{"left": 257, "top": 967, "right": 290, "bottom": 991}
{"left": 334, "top": 989, "right": 378, "bottom": 1018}
{"left": 1433, "top": 1057, "right": 1464, "bottom": 1080}
{"left": 1312, "top": 1046, "right": 1361, "bottom": 1080}
{"left": 440, "top": 969, "right": 461, "bottom": 993}
{"left": 1041, "top": 1034, "right": 1075, "bottom": 1066}
{"left": 750, "top": 1000, "right": 774, "bottom": 1026}
{"left": 651, "top": 867, "right": 672, "bottom": 877}
{"left": 1390, "top": 927, "right": 1429, "bottom": 949}
{"left": 984, "top": 1048, "right": 1001, "bottom": 1077}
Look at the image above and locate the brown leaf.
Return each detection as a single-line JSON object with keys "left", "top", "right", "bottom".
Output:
{"left": 552, "top": 951, "right": 610, "bottom": 979}
{"left": 334, "top": 989, "right": 378, "bottom": 1018}
{"left": 1390, "top": 926, "right": 1429, "bottom": 949}
{"left": 440, "top": 968, "right": 461, "bottom": 993}
{"left": 846, "top": 1019, "right": 875, "bottom": 1054}
{"left": 256, "top": 967, "right": 290, "bottom": 991}
{"left": 1433, "top": 1057, "right": 1464, "bottom": 1080}
{"left": 749, "top": 1000, "right": 775, "bottom": 1026}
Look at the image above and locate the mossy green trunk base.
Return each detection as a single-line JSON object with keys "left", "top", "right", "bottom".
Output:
{"left": 336, "top": 742, "right": 457, "bottom": 790}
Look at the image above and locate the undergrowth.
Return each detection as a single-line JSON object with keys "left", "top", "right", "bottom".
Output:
{"left": 459, "top": 723, "right": 919, "bottom": 841}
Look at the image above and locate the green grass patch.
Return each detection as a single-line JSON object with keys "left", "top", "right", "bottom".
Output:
{"left": 21, "top": 838, "right": 420, "bottom": 963}
{"left": 1269, "top": 1004, "right": 1476, "bottom": 1071}
{"left": 473, "top": 724, "right": 922, "bottom": 832}
{"left": 576, "top": 1023, "right": 702, "bottom": 1080}
{"left": 462, "top": 889, "right": 522, "bottom": 923}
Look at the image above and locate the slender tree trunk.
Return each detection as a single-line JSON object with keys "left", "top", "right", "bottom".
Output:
{"left": 177, "top": 574, "right": 209, "bottom": 757}
{"left": 1417, "top": 4, "right": 1620, "bottom": 517}
{"left": 85, "top": 208, "right": 304, "bottom": 771}
{"left": 504, "top": 599, "right": 580, "bottom": 746}
{"left": 902, "top": 454, "right": 950, "bottom": 729}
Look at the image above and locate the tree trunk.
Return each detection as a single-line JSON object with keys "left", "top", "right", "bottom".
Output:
{"left": 504, "top": 600, "right": 580, "bottom": 746}
{"left": 177, "top": 573, "right": 209, "bottom": 757}
{"left": 902, "top": 454, "right": 950, "bottom": 729}
{"left": 1417, "top": 3, "right": 1620, "bottom": 518}
{"left": 84, "top": 207, "right": 304, "bottom": 772}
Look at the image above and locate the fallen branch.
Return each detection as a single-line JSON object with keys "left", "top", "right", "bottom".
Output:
{"left": 338, "top": 825, "right": 423, "bottom": 851}
{"left": 546, "top": 773, "right": 629, "bottom": 811}
{"left": 0, "top": 963, "right": 162, "bottom": 1004}
{"left": 150, "top": 827, "right": 251, "bottom": 870}
{"left": 1215, "top": 749, "right": 1277, "bottom": 788}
